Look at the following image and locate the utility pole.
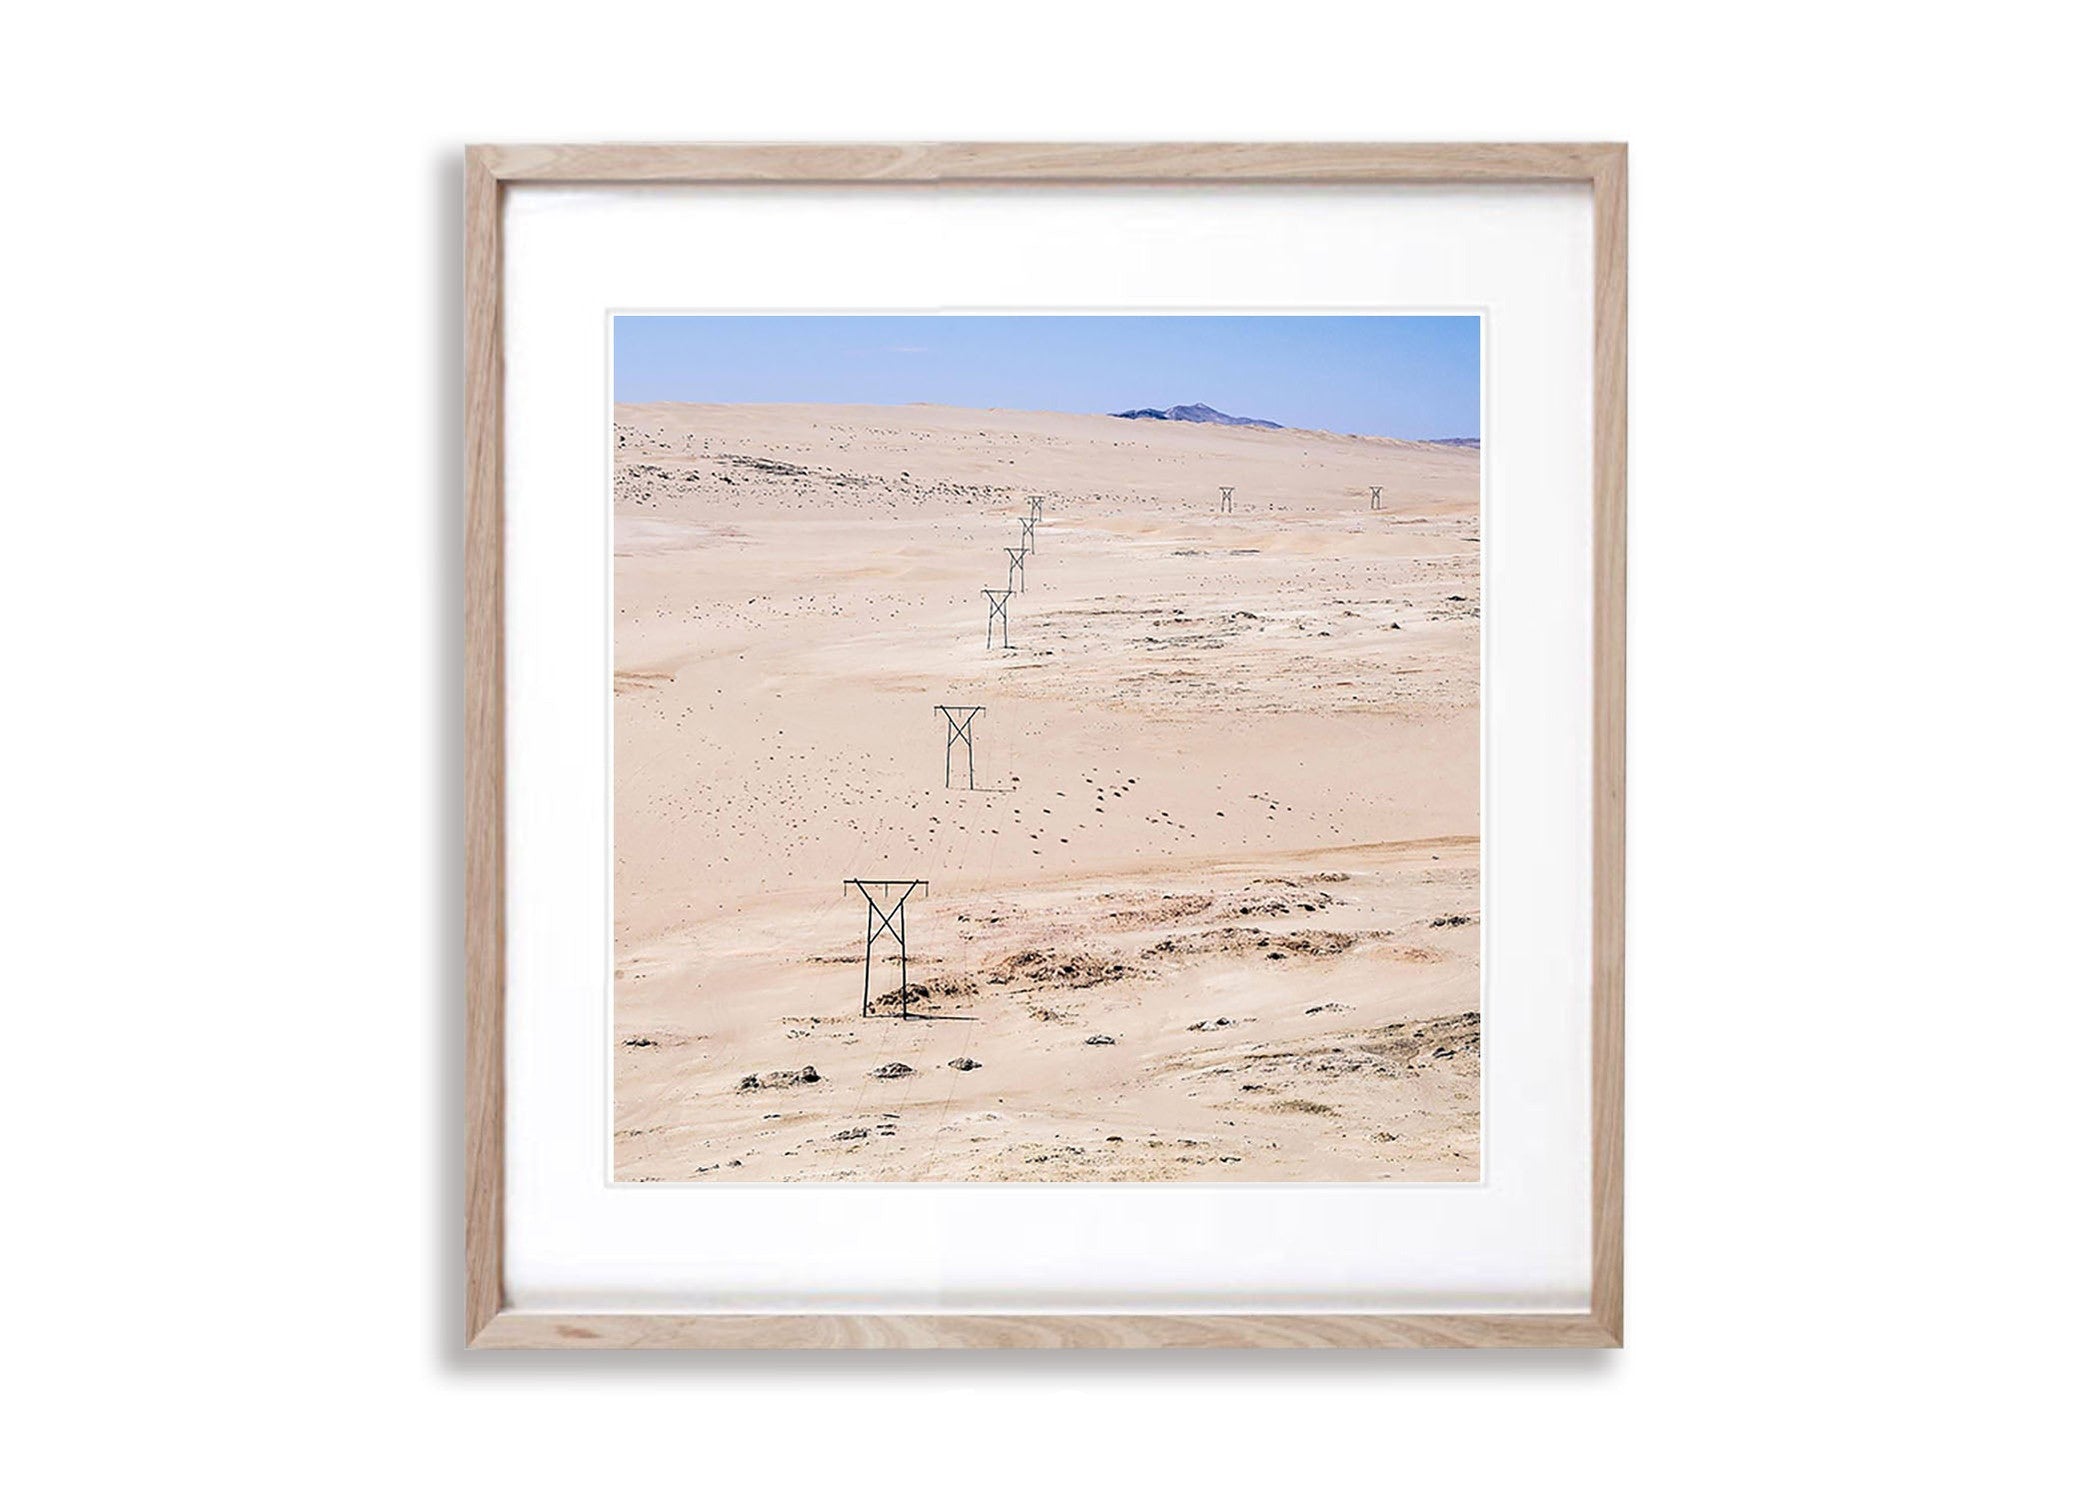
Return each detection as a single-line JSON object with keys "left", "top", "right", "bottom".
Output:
{"left": 934, "top": 705, "right": 987, "bottom": 789}
{"left": 843, "top": 879, "right": 928, "bottom": 1018}
{"left": 1219, "top": 485, "right": 1234, "bottom": 514}
{"left": 1028, "top": 496, "right": 1044, "bottom": 523}
{"left": 1370, "top": 485, "right": 1383, "bottom": 511}
{"left": 1020, "top": 515, "right": 1037, "bottom": 554}
{"left": 1005, "top": 546, "right": 1027, "bottom": 594}
{"left": 983, "top": 588, "right": 1014, "bottom": 650}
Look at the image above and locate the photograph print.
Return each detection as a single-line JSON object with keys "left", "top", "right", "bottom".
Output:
{"left": 612, "top": 314, "right": 1482, "bottom": 1183}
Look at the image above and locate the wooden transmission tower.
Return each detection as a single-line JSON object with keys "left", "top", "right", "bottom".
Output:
{"left": 934, "top": 704, "right": 987, "bottom": 789}
{"left": 983, "top": 587, "right": 1014, "bottom": 650}
{"left": 843, "top": 878, "right": 928, "bottom": 1018}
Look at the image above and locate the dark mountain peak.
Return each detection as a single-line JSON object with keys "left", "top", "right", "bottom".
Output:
{"left": 1111, "top": 402, "right": 1284, "bottom": 430}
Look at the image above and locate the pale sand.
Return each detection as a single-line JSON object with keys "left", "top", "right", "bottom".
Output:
{"left": 613, "top": 402, "right": 1480, "bottom": 1182}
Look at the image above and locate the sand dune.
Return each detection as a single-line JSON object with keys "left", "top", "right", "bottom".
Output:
{"left": 613, "top": 402, "right": 1479, "bottom": 1182}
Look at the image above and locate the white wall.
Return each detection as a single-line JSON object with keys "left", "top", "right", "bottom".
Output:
{"left": 4, "top": 3, "right": 2091, "bottom": 1494}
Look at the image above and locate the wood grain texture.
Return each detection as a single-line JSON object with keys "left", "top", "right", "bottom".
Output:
{"left": 1589, "top": 146, "right": 1629, "bottom": 1344}
{"left": 463, "top": 146, "right": 506, "bottom": 1343}
{"left": 475, "top": 140, "right": 1620, "bottom": 185}
{"left": 461, "top": 142, "right": 1629, "bottom": 1349}
{"left": 472, "top": 1312, "right": 1620, "bottom": 1351}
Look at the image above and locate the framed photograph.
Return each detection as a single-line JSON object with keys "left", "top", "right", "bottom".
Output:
{"left": 466, "top": 143, "right": 1625, "bottom": 1348}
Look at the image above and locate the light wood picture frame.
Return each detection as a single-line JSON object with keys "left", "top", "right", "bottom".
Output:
{"left": 465, "top": 142, "right": 1626, "bottom": 1350}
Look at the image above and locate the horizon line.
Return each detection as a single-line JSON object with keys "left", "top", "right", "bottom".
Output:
{"left": 611, "top": 396, "right": 1481, "bottom": 445}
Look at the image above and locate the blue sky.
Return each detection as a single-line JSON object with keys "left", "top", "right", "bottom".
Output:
{"left": 613, "top": 315, "right": 1479, "bottom": 440}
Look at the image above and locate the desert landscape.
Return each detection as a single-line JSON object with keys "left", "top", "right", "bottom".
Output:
{"left": 613, "top": 399, "right": 1480, "bottom": 1182}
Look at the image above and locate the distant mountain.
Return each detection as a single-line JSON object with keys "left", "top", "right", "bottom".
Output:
{"left": 1110, "top": 402, "right": 1284, "bottom": 430}
{"left": 1425, "top": 437, "right": 1481, "bottom": 448}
